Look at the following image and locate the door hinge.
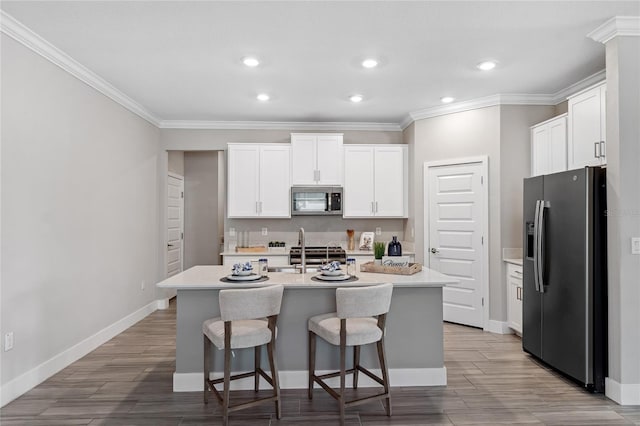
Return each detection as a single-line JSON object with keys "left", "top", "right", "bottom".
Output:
{"left": 482, "top": 297, "right": 484, "bottom": 306}
{"left": 181, "top": 191, "right": 184, "bottom": 198}
{"left": 481, "top": 236, "right": 484, "bottom": 245}
{"left": 481, "top": 176, "right": 484, "bottom": 184}
{"left": 181, "top": 232, "right": 184, "bottom": 240}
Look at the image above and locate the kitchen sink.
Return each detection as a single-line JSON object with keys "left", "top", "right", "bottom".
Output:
{"left": 267, "top": 266, "right": 317, "bottom": 273}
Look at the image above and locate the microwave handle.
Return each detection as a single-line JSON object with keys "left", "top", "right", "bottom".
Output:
{"left": 326, "top": 192, "right": 331, "bottom": 211}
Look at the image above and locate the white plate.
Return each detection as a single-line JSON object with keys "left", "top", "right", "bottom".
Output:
{"left": 320, "top": 270, "right": 344, "bottom": 276}
{"left": 314, "top": 274, "right": 351, "bottom": 281}
{"left": 226, "top": 274, "right": 262, "bottom": 281}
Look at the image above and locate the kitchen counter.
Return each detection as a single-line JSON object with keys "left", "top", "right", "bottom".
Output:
{"left": 157, "top": 264, "right": 452, "bottom": 290}
{"left": 157, "top": 265, "right": 456, "bottom": 392}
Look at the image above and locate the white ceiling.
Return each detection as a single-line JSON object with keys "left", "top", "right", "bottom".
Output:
{"left": 2, "top": 1, "right": 639, "bottom": 127}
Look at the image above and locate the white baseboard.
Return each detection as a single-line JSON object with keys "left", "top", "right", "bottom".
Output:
{"left": 487, "top": 320, "right": 512, "bottom": 334}
{"left": 0, "top": 300, "right": 158, "bottom": 407}
{"left": 174, "top": 367, "right": 447, "bottom": 392}
{"left": 606, "top": 377, "right": 640, "bottom": 405}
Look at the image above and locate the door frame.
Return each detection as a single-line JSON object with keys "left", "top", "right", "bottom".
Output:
{"left": 423, "top": 156, "right": 489, "bottom": 331}
{"left": 167, "top": 171, "right": 185, "bottom": 277}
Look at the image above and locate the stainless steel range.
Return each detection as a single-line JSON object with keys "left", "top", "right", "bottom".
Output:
{"left": 289, "top": 246, "right": 346, "bottom": 265}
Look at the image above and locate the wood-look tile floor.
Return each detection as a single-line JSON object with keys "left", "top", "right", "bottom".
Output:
{"left": 2, "top": 299, "right": 639, "bottom": 425}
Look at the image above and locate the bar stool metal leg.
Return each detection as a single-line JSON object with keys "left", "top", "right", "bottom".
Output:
{"left": 254, "top": 346, "right": 261, "bottom": 392}
{"left": 353, "top": 345, "right": 360, "bottom": 389}
{"left": 203, "top": 335, "right": 211, "bottom": 404}
{"left": 222, "top": 323, "right": 232, "bottom": 426}
{"left": 339, "top": 318, "right": 347, "bottom": 426}
{"left": 267, "top": 339, "right": 281, "bottom": 419}
{"left": 308, "top": 330, "right": 316, "bottom": 400}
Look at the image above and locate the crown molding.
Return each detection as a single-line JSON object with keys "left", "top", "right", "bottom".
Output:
{"left": 159, "top": 120, "right": 402, "bottom": 132}
{"left": 587, "top": 16, "right": 640, "bottom": 44}
{"left": 0, "top": 11, "right": 161, "bottom": 127}
{"left": 552, "top": 70, "right": 606, "bottom": 102}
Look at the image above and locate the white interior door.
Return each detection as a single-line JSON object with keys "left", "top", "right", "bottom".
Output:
{"left": 167, "top": 173, "right": 184, "bottom": 278}
{"left": 426, "top": 161, "right": 486, "bottom": 328}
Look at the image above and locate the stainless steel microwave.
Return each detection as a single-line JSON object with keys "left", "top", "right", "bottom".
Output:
{"left": 291, "top": 186, "right": 342, "bottom": 216}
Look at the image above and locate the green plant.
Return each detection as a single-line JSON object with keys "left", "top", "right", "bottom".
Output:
{"left": 374, "top": 242, "right": 385, "bottom": 259}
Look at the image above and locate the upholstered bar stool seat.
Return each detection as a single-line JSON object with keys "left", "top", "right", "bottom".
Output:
{"left": 203, "top": 284, "right": 284, "bottom": 426}
{"left": 308, "top": 283, "right": 393, "bottom": 426}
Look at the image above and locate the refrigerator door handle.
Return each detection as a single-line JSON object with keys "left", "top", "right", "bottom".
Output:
{"left": 533, "top": 200, "right": 541, "bottom": 292}
{"left": 537, "top": 200, "right": 550, "bottom": 292}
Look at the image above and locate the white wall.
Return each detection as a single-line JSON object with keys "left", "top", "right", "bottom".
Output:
{"left": 604, "top": 35, "right": 640, "bottom": 404}
{"left": 184, "top": 151, "right": 220, "bottom": 268}
{"left": 0, "top": 35, "right": 161, "bottom": 403}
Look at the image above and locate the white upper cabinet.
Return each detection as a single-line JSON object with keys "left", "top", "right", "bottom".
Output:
{"left": 343, "top": 145, "right": 408, "bottom": 218}
{"left": 227, "top": 143, "right": 291, "bottom": 218}
{"left": 568, "top": 82, "right": 606, "bottom": 169}
{"left": 291, "top": 133, "right": 343, "bottom": 185}
{"left": 531, "top": 114, "right": 567, "bottom": 176}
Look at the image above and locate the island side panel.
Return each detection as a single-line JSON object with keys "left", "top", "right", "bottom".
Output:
{"left": 175, "top": 285, "right": 444, "bottom": 375}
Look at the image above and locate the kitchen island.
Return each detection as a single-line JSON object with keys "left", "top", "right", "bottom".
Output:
{"left": 156, "top": 265, "right": 458, "bottom": 392}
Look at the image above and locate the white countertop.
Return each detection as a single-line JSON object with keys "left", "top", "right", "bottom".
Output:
{"left": 504, "top": 258, "right": 523, "bottom": 266}
{"left": 221, "top": 250, "right": 415, "bottom": 256}
{"left": 157, "top": 265, "right": 457, "bottom": 290}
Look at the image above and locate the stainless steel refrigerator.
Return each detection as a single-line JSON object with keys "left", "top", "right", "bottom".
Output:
{"left": 523, "top": 167, "right": 607, "bottom": 392}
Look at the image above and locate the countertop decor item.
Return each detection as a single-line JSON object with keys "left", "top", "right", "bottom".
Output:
{"left": 373, "top": 242, "right": 385, "bottom": 260}
{"left": 388, "top": 236, "right": 402, "bottom": 256}
{"left": 360, "top": 261, "right": 422, "bottom": 275}
{"left": 347, "top": 229, "right": 355, "bottom": 250}
{"left": 359, "top": 232, "right": 374, "bottom": 250}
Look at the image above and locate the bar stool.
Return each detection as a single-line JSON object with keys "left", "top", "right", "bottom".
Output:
{"left": 203, "top": 284, "right": 284, "bottom": 426}
{"left": 308, "top": 283, "right": 393, "bottom": 425}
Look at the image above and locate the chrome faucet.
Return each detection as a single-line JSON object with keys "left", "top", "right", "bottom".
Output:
{"left": 298, "top": 227, "right": 306, "bottom": 274}
{"left": 325, "top": 241, "right": 341, "bottom": 264}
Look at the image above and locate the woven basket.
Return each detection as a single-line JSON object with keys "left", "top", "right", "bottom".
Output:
{"left": 359, "top": 261, "right": 422, "bottom": 275}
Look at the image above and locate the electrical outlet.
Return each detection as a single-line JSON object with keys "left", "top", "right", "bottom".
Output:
{"left": 4, "top": 332, "right": 14, "bottom": 351}
{"left": 229, "top": 228, "right": 236, "bottom": 237}
{"left": 141, "top": 280, "right": 145, "bottom": 290}
{"left": 632, "top": 237, "right": 640, "bottom": 255}
{"left": 262, "top": 227, "right": 268, "bottom": 236}
{"left": 375, "top": 227, "right": 382, "bottom": 236}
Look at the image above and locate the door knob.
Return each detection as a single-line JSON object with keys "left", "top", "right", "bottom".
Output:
{"left": 167, "top": 244, "right": 175, "bottom": 248}
{"left": 430, "top": 248, "right": 439, "bottom": 254}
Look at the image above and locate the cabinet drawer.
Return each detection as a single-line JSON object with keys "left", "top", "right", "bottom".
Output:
{"left": 507, "top": 263, "right": 522, "bottom": 280}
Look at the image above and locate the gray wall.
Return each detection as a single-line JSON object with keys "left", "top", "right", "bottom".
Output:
{"left": 408, "top": 105, "right": 556, "bottom": 322}
{"left": 1, "top": 35, "right": 161, "bottom": 388}
{"left": 161, "top": 128, "right": 402, "bottom": 151}
{"left": 168, "top": 150, "right": 184, "bottom": 175}
{"left": 184, "top": 151, "right": 220, "bottom": 267}
{"left": 604, "top": 35, "right": 640, "bottom": 392}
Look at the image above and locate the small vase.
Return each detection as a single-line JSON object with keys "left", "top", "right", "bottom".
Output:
{"left": 388, "top": 236, "right": 402, "bottom": 256}
{"left": 347, "top": 230, "right": 355, "bottom": 251}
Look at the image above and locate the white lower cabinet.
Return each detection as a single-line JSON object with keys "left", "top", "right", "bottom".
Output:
{"left": 506, "top": 263, "right": 523, "bottom": 335}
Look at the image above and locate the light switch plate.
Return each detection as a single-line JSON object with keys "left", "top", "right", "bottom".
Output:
{"left": 632, "top": 237, "right": 640, "bottom": 255}
{"left": 229, "top": 228, "right": 236, "bottom": 237}
{"left": 4, "top": 332, "right": 14, "bottom": 351}
{"left": 375, "top": 227, "right": 382, "bottom": 235}
{"left": 262, "top": 227, "right": 268, "bottom": 236}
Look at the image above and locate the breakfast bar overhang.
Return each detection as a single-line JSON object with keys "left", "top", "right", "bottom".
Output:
{"left": 156, "top": 265, "right": 458, "bottom": 392}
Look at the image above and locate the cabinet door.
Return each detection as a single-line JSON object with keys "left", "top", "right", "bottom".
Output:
{"left": 568, "top": 86, "right": 604, "bottom": 169}
{"left": 374, "top": 146, "right": 407, "bottom": 217}
{"left": 343, "top": 146, "right": 375, "bottom": 217}
{"left": 531, "top": 125, "right": 550, "bottom": 176}
{"left": 507, "top": 264, "right": 523, "bottom": 334}
{"left": 598, "top": 85, "right": 606, "bottom": 166}
{"left": 316, "top": 135, "right": 343, "bottom": 185}
{"left": 259, "top": 145, "right": 291, "bottom": 217}
{"left": 227, "top": 145, "right": 260, "bottom": 217}
{"left": 291, "top": 134, "right": 317, "bottom": 185}
{"left": 548, "top": 117, "right": 567, "bottom": 174}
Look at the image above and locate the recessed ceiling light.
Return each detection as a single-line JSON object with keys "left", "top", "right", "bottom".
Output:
{"left": 257, "top": 93, "right": 270, "bottom": 101}
{"left": 477, "top": 61, "right": 497, "bottom": 71}
{"left": 362, "top": 59, "right": 378, "bottom": 68}
{"left": 243, "top": 57, "right": 260, "bottom": 67}
{"left": 441, "top": 96, "right": 455, "bottom": 104}
{"left": 350, "top": 94, "right": 363, "bottom": 103}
